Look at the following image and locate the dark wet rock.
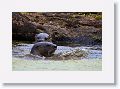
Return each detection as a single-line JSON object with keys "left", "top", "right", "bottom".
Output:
{"left": 30, "top": 42, "right": 57, "bottom": 57}
{"left": 12, "top": 12, "right": 102, "bottom": 46}
{"left": 12, "top": 12, "right": 37, "bottom": 41}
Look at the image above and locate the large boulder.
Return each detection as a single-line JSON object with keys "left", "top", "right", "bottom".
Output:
{"left": 30, "top": 42, "right": 57, "bottom": 57}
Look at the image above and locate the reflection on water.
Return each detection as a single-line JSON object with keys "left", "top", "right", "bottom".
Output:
{"left": 12, "top": 43, "right": 102, "bottom": 60}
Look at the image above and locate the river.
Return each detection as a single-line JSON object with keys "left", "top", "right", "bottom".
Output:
{"left": 12, "top": 43, "right": 102, "bottom": 71}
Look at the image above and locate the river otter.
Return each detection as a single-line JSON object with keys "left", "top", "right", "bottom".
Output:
{"left": 30, "top": 42, "right": 57, "bottom": 57}
{"left": 35, "top": 33, "right": 49, "bottom": 42}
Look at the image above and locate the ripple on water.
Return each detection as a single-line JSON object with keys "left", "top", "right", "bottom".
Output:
{"left": 12, "top": 44, "right": 102, "bottom": 60}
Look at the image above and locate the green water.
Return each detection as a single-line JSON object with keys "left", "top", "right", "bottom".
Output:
{"left": 12, "top": 43, "right": 102, "bottom": 71}
{"left": 13, "top": 58, "right": 102, "bottom": 71}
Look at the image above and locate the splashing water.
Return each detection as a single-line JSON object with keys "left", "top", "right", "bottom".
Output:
{"left": 12, "top": 43, "right": 102, "bottom": 71}
{"left": 12, "top": 43, "right": 102, "bottom": 60}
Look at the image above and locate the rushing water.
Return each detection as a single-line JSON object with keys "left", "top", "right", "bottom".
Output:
{"left": 12, "top": 43, "right": 102, "bottom": 71}
{"left": 12, "top": 43, "right": 102, "bottom": 60}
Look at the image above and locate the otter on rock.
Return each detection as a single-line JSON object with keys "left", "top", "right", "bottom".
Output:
{"left": 31, "top": 33, "right": 57, "bottom": 57}
{"left": 35, "top": 33, "right": 49, "bottom": 42}
{"left": 30, "top": 42, "right": 57, "bottom": 57}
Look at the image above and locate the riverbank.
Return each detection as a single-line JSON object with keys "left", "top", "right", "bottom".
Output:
{"left": 12, "top": 58, "right": 102, "bottom": 71}
{"left": 12, "top": 12, "right": 102, "bottom": 45}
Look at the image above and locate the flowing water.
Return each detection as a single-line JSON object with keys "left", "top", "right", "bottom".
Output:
{"left": 12, "top": 43, "right": 102, "bottom": 71}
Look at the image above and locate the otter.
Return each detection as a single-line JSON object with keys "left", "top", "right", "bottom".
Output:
{"left": 35, "top": 33, "right": 49, "bottom": 42}
{"left": 30, "top": 42, "right": 57, "bottom": 57}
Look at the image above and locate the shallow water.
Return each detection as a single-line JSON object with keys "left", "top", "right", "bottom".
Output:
{"left": 13, "top": 58, "right": 102, "bottom": 71}
{"left": 12, "top": 43, "right": 102, "bottom": 60}
{"left": 12, "top": 43, "right": 102, "bottom": 71}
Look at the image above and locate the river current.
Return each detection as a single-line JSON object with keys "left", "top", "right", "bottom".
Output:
{"left": 12, "top": 43, "right": 102, "bottom": 60}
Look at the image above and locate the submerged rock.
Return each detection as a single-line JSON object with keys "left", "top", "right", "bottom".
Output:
{"left": 47, "top": 49, "right": 88, "bottom": 60}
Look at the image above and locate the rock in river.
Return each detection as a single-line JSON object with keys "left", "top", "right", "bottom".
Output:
{"left": 30, "top": 42, "right": 57, "bottom": 57}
